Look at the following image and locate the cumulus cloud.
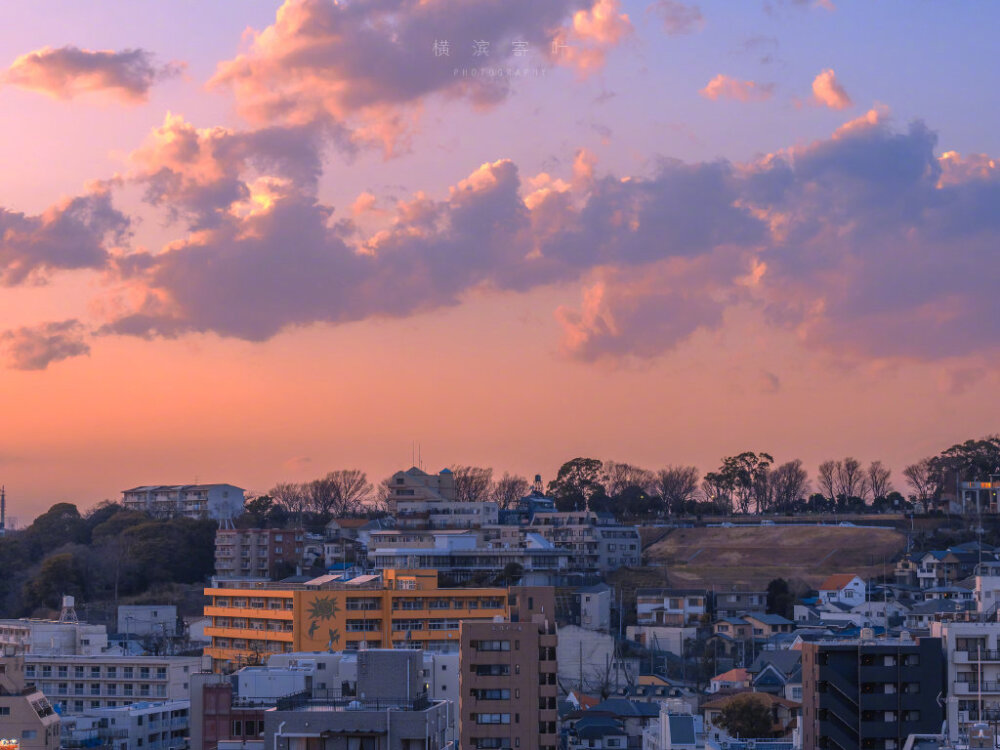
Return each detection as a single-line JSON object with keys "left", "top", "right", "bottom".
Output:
{"left": 0, "top": 186, "right": 130, "bottom": 285}
{"left": 700, "top": 74, "right": 774, "bottom": 102}
{"left": 209, "top": 0, "right": 630, "bottom": 152}
{"left": 12, "top": 106, "right": 993, "bottom": 369}
{"left": 1, "top": 320, "right": 91, "bottom": 370}
{"left": 650, "top": 1, "right": 704, "bottom": 35}
{"left": 811, "top": 68, "right": 851, "bottom": 109}
{"left": 3, "top": 46, "right": 181, "bottom": 102}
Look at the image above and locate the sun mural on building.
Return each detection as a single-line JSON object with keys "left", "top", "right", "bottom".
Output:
{"left": 306, "top": 595, "right": 342, "bottom": 649}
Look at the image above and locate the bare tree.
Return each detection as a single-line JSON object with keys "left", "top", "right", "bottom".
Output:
{"left": 305, "top": 475, "right": 338, "bottom": 514}
{"left": 323, "top": 470, "right": 373, "bottom": 515}
{"left": 604, "top": 461, "right": 656, "bottom": 497}
{"left": 865, "top": 461, "right": 893, "bottom": 501}
{"left": 834, "top": 457, "right": 865, "bottom": 499}
{"left": 817, "top": 461, "right": 836, "bottom": 501}
{"left": 655, "top": 466, "right": 700, "bottom": 515}
{"left": 271, "top": 482, "right": 308, "bottom": 515}
{"left": 771, "top": 460, "right": 810, "bottom": 512}
{"left": 491, "top": 473, "right": 530, "bottom": 510}
{"left": 450, "top": 465, "right": 494, "bottom": 502}
{"left": 903, "top": 458, "right": 935, "bottom": 503}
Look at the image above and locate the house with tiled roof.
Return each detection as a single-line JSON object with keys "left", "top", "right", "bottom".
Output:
{"left": 701, "top": 692, "right": 800, "bottom": 743}
{"left": 708, "top": 668, "right": 750, "bottom": 694}
{"left": 817, "top": 573, "right": 866, "bottom": 606}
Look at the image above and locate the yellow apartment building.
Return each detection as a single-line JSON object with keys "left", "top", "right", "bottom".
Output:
{"left": 204, "top": 569, "right": 510, "bottom": 672}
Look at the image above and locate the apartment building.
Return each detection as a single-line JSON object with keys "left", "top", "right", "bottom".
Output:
{"left": 122, "top": 484, "right": 245, "bottom": 521}
{"left": 367, "top": 530, "right": 570, "bottom": 585}
{"left": 0, "top": 648, "right": 61, "bottom": 750}
{"left": 527, "top": 512, "right": 641, "bottom": 573}
{"left": 265, "top": 650, "right": 454, "bottom": 750}
{"left": 712, "top": 589, "right": 768, "bottom": 619}
{"left": 930, "top": 621, "right": 1000, "bottom": 742}
{"left": 801, "top": 635, "right": 944, "bottom": 750}
{"left": 214, "top": 527, "right": 305, "bottom": 580}
{"left": 460, "top": 587, "right": 559, "bottom": 750}
{"left": 75, "top": 699, "right": 190, "bottom": 750}
{"left": 23, "top": 654, "right": 200, "bottom": 714}
{"left": 386, "top": 467, "right": 457, "bottom": 508}
{"left": 203, "top": 569, "right": 512, "bottom": 671}
{"left": 0, "top": 618, "right": 108, "bottom": 655}
{"left": 636, "top": 589, "right": 708, "bottom": 626}
{"left": 117, "top": 606, "right": 177, "bottom": 638}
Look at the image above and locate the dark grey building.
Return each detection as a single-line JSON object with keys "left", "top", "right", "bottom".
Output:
{"left": 801, "top": 636, "right": 945, "bottom": 750}
{"left": 265, "top": 650, "right": 454, "bottom": 750}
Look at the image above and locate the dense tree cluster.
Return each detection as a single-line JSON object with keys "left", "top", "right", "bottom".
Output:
{"left": 0, "top": 502, "right": 216, "bottom": 617}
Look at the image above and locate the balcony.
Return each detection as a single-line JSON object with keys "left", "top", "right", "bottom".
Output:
{"left": 955, "top": 681, "right": 1000, "bottom": 695}
{"left": 959, "top": 649, "right": 1000, "bottom": 662}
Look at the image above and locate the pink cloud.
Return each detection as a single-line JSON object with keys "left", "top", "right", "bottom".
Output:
{"left": 811, "top": 68, "right": 851, "bottom": 109}
{"left": 3, "top": 46, "right": 181, "bottom": 102}
{"left": 209, "top": 0, "right": 630, "bottom": 152}
{"left": 0, "top": 320, "right": 90, "bottom": 370}
{"left": 700, "top": 74, "right": 774, "bottom": 102}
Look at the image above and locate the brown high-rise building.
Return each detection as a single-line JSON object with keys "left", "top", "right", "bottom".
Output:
{"left": 460, "top": 587, "right": 558, "bottom": 750}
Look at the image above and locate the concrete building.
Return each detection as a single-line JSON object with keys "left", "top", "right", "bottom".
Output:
{"left": 557, "top": 626, "right": 639, "bottom": 695}
{"left": 0, "top": 618, "right": 108, "bottom": 656}
{"left": 0, "top": 648, "right": 60, "bottom": 750}
{"left": 265, "top": 649, "right": 454, "bottom": 750}
{"left": 527, "top": 512, "right": 641, "bottom": 573}
{"left": 204, "top": 570, "right": 512, "bottom": 671}
{"left": 122, "top": 484, "right": 245, "bottom": 521}
{"left": 23, "top": 654, "right": 199, "bottom": 714}
{"left": 214, "top": 527, "right": 305, "bottom": 580}
{"left": 368, "top": 531, "right": 570, "bottom": 585}
{"left": 636, "top": 589, "right": 708, "bottom": 626}
{"left": 460, "top": 587, "right": 558, "bottom": 750}
{"left": 801, "top": 635, "right": 945, "bottom": 750}
{"left": 117, "top": 605, "right": 178, "bottom": 638}
{"left": 712, "top": 590, "right": 768, "bottom": 620}
{"left": 77, "top": 699, "right": 190, "bottom": 750}
{"left": 930, "top": 621, "right": 1000, "bottom": 743}
{"left": 387, "top": 467, "right": 457, "bottom": 507}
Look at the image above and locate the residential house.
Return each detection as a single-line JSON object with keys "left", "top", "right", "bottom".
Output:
{"left": 742, "top": 614, "right": 795, "bottom": 639}
{"left": 713, "top": 590, "right": 768, "bottom": 620}
{"left": 817, "top": 574, "right": 866, "bottom": 607}
{"left": 707, "top": 668, "right": 750, "bottom": 694}
{"left": 637, "top": 589, "right": 709, "bottom": 627}
{"left": 701, "top": 693, "right": 800, "bottom": 744}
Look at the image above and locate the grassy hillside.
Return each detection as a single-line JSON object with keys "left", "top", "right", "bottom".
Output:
{"left": 642, "top": 524, "right": 907, "bottom": 589}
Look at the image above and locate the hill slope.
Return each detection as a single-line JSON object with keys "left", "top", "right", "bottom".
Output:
{"left": 643, "top": 524, "right": 907, "bottom": 589}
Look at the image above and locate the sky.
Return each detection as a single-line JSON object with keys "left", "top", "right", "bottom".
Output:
{"left": 1, "top": 0, "right": 998, "bottom": 521}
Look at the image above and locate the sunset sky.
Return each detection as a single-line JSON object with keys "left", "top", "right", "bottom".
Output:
{"left": 1, "top": 0, "right": 998, "bottom": 521}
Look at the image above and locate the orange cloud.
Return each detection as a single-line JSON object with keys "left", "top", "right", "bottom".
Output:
{"left": 811, "top": 68, "right": 852, "bottom": 109}
{"left": 700, "top": 74, "right": 774, "bottom": 102}
{"left": 3, "top": 46, "right": 181, "bottom": 102}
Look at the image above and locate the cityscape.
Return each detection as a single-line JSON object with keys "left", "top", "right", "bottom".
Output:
{"left": 1, "top": 2, "right": 999, "bottom": 750}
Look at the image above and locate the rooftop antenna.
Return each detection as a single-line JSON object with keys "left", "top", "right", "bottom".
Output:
{"left": 418, "top": 443, "right": 422, "bottom": 471}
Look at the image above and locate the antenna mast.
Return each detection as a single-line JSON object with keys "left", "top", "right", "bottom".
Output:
{"left": 0, "top": 485, "right": 5, "bottom": 533}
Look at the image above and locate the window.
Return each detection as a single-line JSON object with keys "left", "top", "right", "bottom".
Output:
{"left": 0, "top": 707, "right": 9, "bottom": 716}
{"left": 74, "top": 666, "right": 84, "bottom": 678}
{"left": 22, "top": 731, "right": 37, "bottom": 739}
{"left": 474, "top": 713, "right": 511, "bottom": 725}
{"left": 91, "top": 667, "right": 101, "bottom": 678}
{"left": 58, "top": 666, "right": 68, "bottom": 678}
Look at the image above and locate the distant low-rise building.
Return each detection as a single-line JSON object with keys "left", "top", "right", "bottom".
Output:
{"left": 817, "top": 574, "right": 867, "bottom": 607}
{"left": 122, "top": 484, "right": 245, "bottom": 521}
{"left": 74, "top": 699, "right": 190, "bottom": 750}
{"left": 528, "top": 512, "right": 641, "bottom": 573}
{"left": 117, "top": 606, "right": 178, "bottom": 638}
{"left": 0, "top": 617, "right": 108, "bottom": 656}
{"left": 214, "top": 527, "right": 304, "bottom": 580}
{"left": 637, "top": 589, "right": 708, "bottom": 626}
{"left": 24, "top": 654, "right": 199, "bottom": 715}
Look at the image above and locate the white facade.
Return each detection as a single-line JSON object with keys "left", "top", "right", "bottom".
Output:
{"left": 818, "top": 575, "right": 866, "bottom": 606}
{"left": 117, "top": 606, "right": 177, "bottom": 638}
{"left": 0, "top": 619, "right": 108, "bottom": 656}
{"left": 78, "top": 699, "right": 190, "bottom": 750}
{"left": 121, "top": 484, "right": 245, "bottom": 521}
{"left": 931, "top": 621, "right": 1000, "bottom": 742}
{"left": 24, "top": 654, "right": 199, "bottom": 715}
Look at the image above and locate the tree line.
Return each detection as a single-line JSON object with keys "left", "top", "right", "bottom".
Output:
{"left": 238, "top": 434, "right": 1000, "bottom": 525}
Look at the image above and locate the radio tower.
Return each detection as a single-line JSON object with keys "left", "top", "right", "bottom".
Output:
{"left": 0, "top": 485, "right": 5, "bottom": 535}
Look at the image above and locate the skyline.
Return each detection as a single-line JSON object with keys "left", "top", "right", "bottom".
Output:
{"left": 1, "top": 0, "right": 998, "bottom": 518}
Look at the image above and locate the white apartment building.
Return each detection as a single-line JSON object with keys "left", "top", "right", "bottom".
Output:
{"left": 528, "top": 512, "right": 641, "bottom": 572}
{"left": 0, "top": 619, "right": 108, "bottom": 655}
{"left": 117, "top": 606, "right": 177, "bottom": 638}
{"left": 24, "top": 654, "right": 200, "bottom": 715}
{"left": 931, "top": 620, "right": 1000, "bottom": 742}
{"left": 79, "top": 699, "right": 190, "bottom": 750}
{"left": 121, "top": 484, "right": 245, "bottom": 521}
